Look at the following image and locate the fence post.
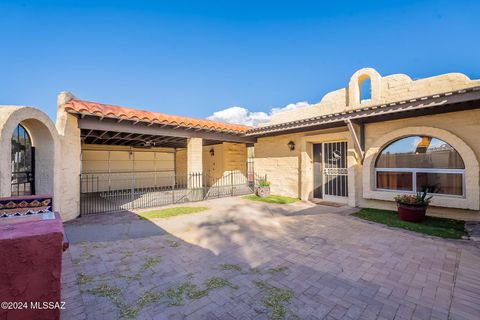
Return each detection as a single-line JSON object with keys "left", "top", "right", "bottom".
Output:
{"left": 131, "top": 172, "right": 135, "bottom": 210}
{"left": 171, "top": 174, "right": 175, "bottom": 204}
{"left": 231, "top": 172, "right": 234, "bottom": 196}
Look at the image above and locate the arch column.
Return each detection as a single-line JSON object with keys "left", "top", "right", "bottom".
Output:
{"left": 0, "top": 106, "right": 60, "bottom": 204}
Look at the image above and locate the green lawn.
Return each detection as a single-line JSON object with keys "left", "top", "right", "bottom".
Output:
{"left": 138, "top": 206, "right": 209, "bottom": 220}
{"left": 242, "top": 195, "right": 299, "bottom": 204}
{"left": 353, "top": 208, "right": 466, "bottom": 239}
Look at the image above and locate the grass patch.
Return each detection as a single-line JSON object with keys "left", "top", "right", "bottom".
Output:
{"left": 254, "top": 281, "right": 295, "bottom": 320}
{"left": 205, "top": 277, "right": 239, "bottom": 290}
{"left": 118, "top": 305, "right": 138, "bottom": 319}
{"left": 242, "top": 195, "right": 299, "bottom": 204}
{"left": 164, "top": 239, "right": 180, "bottom": 248}
{"left": 89, "top": 284, "right": 121, "bottom": 299}
{"left": 137, "top": 289, "right": 162, "bottom": 308}
{"left": 250, "top": 267, "right": 262, "bottom": 274}
{"left": 353, "top": 208, "right": 466, "bottom": 239}
{"left": 76, "top": 272, "right": 92, "bottom": 285}
{"left": 220, "top": 263, "right": 242, "bottom": 272}
{"left": 138, "top": 206, "right": 208, "bottom": 220}
{"left": 164, "top": 277, "right": 239, "bottom": 305}
{"left": 141, "top": 257, "right": 161, "bottom": 271}
{"left": 89, "top": 282, "right": 162, "bottom": 319}
{"left": 164, "top": 282, "right": 197, "bottom": 306}
{"left": 267, "top": 266, "right": 289, "bottom": 274}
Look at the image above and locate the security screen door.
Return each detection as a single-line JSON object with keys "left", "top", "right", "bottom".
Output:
{"left": 313, "top": 142, "right": 348, "bottom": 202}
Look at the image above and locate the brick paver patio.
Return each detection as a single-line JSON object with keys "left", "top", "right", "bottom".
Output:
{"left": 61, "top": 198, "right": 480, "bottom": 320}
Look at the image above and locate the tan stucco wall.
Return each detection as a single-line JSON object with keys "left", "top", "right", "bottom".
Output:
{"left": 254, "top": 133, "right": 302, "bottom": 198}
{"left": 254, "top": 128, "right": 358, "bottom": 204}
{"left": 203, "top": 142, "right": 247, "bottom": 186}
{"left": 178, "top": 142, "right": 248, "bottom": 186}
{"left": 255, "top": 109, "right": 480, "bottom": 219}
{"left": 175, "top": 148, "right": 187, "bottom": 175}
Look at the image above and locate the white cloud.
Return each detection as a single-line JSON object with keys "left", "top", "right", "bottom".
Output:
{"left": 207, "top": 101, "right": 311, "bottom": 126}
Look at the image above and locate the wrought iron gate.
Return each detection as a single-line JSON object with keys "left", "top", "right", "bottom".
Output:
{"left": 80, "top": 171, "right": 256, "bottom": 215}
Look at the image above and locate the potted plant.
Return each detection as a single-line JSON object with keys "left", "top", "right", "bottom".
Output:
{"left": 256, "top": 179, "right": 271, "bottom": 198}
{"left": 394, "top": 189, "right": 433, "bottom": 222}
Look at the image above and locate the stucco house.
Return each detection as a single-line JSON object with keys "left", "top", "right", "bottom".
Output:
{"left": 1, "top": 68, "right": 479, "bottom": 221}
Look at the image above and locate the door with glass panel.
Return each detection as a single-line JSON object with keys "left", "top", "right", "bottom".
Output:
{"left": 11, "top": 124, "right": 35, "bottom": 196}
{"left": 313, "top": 142, "right": 349, "bottom": 202}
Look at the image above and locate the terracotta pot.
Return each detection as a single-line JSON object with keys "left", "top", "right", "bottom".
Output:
{"left": 397, "top": 202, "right": 427, "bottom": 222}
{"left": 256, "top": 186, "right": 270, "bottom": 198}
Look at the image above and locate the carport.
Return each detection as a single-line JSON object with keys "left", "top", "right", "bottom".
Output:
{"left": 64, "top": 98, "right": 257, "bottom": 215}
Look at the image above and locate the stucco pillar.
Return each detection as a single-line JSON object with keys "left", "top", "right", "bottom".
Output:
{"left": 56, "top": 92, "right": 82, "bottom": 220}
{"left": 300, "top": 140, "right": 313, "bottom": 201}
{"left": 187, "top": 137, "right": 203, "bottom": 174}
{"left": 187, "top": 138, "right": 203, "bottom": 197}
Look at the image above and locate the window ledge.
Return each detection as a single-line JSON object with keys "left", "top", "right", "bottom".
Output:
{"left": 363, "top": 189, "right": 474, "bottom": 210}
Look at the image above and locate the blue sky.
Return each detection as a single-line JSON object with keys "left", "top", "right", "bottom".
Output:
{"left": 1, "top": 0, "right": 479, "bottom": 124}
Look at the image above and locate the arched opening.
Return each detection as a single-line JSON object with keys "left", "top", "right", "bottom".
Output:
{"left": 11, "top": 124, "right": 35, "bottom": 196}
{"left": 375, "top": 136, "right": 465, "bottom": 196}
{"left": 359, "top": 76, "right": 372, "bottom": 103}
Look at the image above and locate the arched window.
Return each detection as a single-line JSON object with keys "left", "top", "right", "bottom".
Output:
{"left": 359, "top": 76, "right": 372, "bottom": 103}
{"left": 11, "top": 124, "right": 35, "bottom": 196}
{"left": 375, "top": 136, "right": 465, "bottom": 196}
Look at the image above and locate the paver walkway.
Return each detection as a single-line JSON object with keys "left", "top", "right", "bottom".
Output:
{"left": 61, "top": 197, "right": 480, "bottom": 320}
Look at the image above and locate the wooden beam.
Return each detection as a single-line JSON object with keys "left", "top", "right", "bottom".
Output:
{"left": 78, "top": 116, "right": 256, "bottom": 144}
{"left": 345, "top": 119, "right": 365, "bottom": 163}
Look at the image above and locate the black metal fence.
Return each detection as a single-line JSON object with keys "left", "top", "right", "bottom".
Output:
{"left": 80, "top": 170, "right": 260, "bottom": 215}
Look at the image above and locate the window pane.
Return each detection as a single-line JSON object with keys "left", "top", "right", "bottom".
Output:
{"left": 416, "top": 172, "right": 463, "bottom": 196}
{"left": 375, "top": 136, "right": 464, "bottom": 169}
{"left": 376, "top": 171, "right": 413, "bottom": 191}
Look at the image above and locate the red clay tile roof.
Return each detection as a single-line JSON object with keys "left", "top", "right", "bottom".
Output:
{"left": 64, "top": 99, "right": 251, "bottom": 133}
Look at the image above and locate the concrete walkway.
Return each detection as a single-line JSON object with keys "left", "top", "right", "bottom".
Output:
{"left": 61, "top": 197, "right": 480, "bottom": 320}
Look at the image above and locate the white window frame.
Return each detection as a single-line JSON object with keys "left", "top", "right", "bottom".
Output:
{"left": 375, "top": 167, "right": 465, "bottom": 198}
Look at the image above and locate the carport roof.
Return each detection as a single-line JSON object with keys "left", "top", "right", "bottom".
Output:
{"left": 65, "top": 99, "right": 251, "bottom": 134}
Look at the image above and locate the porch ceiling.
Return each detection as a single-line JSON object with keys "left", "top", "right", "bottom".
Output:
{"left": 80, "top": 129, "right": 223, "bottom": 148}
{"left": 77, "top": 115, "right": 256, "bottom": 146}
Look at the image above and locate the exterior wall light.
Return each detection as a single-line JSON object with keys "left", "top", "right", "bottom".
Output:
{"left": 287, "top": 141, "right": 295, "bottom": 151}
{"left": 209, "top": 148, "right": 215, "bottom": 156}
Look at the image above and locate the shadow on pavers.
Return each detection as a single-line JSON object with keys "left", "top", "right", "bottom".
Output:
{"left": 64, "top": 210, "right": 167, "bottom": 243}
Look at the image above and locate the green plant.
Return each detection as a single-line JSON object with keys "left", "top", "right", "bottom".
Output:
{"left": 394, "top": 188, "right": 433, "bottom": 206}
{"left": 257, "top": 178, "right": 271, "bottom": 187}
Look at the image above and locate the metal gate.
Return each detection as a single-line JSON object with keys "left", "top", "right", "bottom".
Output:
{"left": 323, "top": 141, "right": 348, "bottom": 199}
{"left": 80, "top": 171, "right": 256, "bottom": 215}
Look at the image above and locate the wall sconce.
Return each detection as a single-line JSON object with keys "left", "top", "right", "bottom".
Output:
{"left": 287, "top": 141, "right": 295, "bottom": 151}
{"left": 209, "top": 148, "right": 215, "bottom": 156}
